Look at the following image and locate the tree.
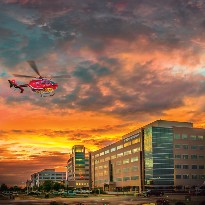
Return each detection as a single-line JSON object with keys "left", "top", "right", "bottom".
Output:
{"left": 42, "top": 180, "right": 53, "bottom": 192}
{"left": 0, "top": 183, "right": 8, "bottom": 191}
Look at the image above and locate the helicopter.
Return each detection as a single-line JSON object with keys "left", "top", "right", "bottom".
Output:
{"left": 8, "top": 60, "right": 70, "bottom": 97}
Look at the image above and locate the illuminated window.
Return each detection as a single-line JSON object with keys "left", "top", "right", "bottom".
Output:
{"left": 105, "top": 150, "right": 110, "bottom": 154}
{"left": 131, "top": 157, "right": 138, "bottom": 162}
{"left": 100, "top": 152, "right": 104, "bottom": 156}
{"left": 111, "top": 155, "right": 116, "bottom": 159}
{"left": 124, "top": 150, "right": 131, "bottom": 155}
{"left": 132, "top": 147, "right": 140, "bottom": 153}
{"left": 198, "top": 136, "right": 204, "bottom": 140}
{"left": 111, "top": 147, "right": 116, "bottom": 152}
{"left": 117, "top": 153, "right": 123, "bottom": 158}
{"left": 190, "top": 135, "right": 196, "bottom": 140}
{"left": 117, "top": 145, "right": 123, "bottom": 150}
{"left": 124, "top": 141, "right": 131, "bottom": 147}
{"left": 132, "top": 138, "right": 140, "bottom": 144}
{"left": 123, "top": 177, "right": 130, "bottom": 181}
{"left": 123, "top": 159, "right": 129, "bottom": 164}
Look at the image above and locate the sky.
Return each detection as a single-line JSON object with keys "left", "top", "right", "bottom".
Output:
{"left": 0, "top": 0, "right": 205, "bottom": 187}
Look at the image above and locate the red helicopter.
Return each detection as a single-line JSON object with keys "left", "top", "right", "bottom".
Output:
{"left": 8, "top": 60, "right": 70, "bottom": 97}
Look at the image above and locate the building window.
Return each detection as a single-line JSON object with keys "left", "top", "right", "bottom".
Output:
{"left": 199, "top": 146, "right": 204, "bottom": 150}
{"left": 131, "top": 166, "right": 138, "bottom": 171}
{"left": 174, "top": 134, "right": 180, "bottom": 139}
{"left": 192, "top": 175, "right": 197, "bottom": 179}
{"left": 182, "top": 134, "right": 188, "bottom": 139}
{"left": 176, "top": 175, "right": 181, "bottom": 179}
{"left": 182, "top": 165, "right": 189, "bottom": 169}
{"left": 192, "top": 165, "right": 197, "bottom": 169}
{"left": 111, "top": 155, "right": 116, "bottom": 159}
{"left": 105, "top": 150, "right": 110, "bottom": 154}
{"left": 116, "top": 161, "right": 121, "bottom": 165}
{"left": 199, "top": 155, "right": 204, "bottom": 159}
{"left": 199, "top": 175, "right": 205, "bottom": 179}
{"left": 117, "top": 153, "right": 123, "bottom": 158}
{"left": 175, "top": 154, "right": 181, "bottom": 159}
{"left": 117, "top": 145, "right": 123, "bottom": 150}
{"left": 123, "top": 168, "right": 129, "bottom": 173}
{"left": 175, "top": 165, "right": 181, "bottom": 169}
{"left": 131, "top": 157, "right": 138, "bottom": 162}
{"left": 123, "top": 177, "right": 130, "bottom": 181}
{"left": 182, "top": 155, "right": 188, "bottom": 159}
{"left": 182, "top": 145, "right": 188, "bottom": 149}
{"left": 190, "top": 135, "right": 196, "bottom": 140}
{"left": 131, "top": 176, "right": 139, "bottom": 180}
{"left": 191, "top": 145, "right": 197, "bottom": 150}
{"left": 175, "top": 144, "right": 180, "bottom": 149}
{"left": 191, "top": 155, "right": 197, "bottom": 159}
{"left": 199, "top": 165, "right": 204, "bottom": 169}
{"left": 198, "top": 136, "right": 204, "bottom": 140}
{"left": 124, "top": 150, "right": 131, "bottom": 155}
{"left": 100, "top": 152, "right": 104, "bottom": 156}
{"left": 124, "top": 141, "right": 131, "bottom": 147}
{"left": 116, "top": 178, "right": 122, "bottom": 181}
{"left": 116, "top": 169, "right": 121, "bottom": 174}
{"left": 105, "top": 157, "right": 110, "bottom": 161}
{"left": 183, "top": 174, "right": 189, "bottom": 179}
{"left": 123, "top": 159, "right": 129, "bottom": 164}
{"left": 132, "top": 147, "right": 140, "bottom": 153}
{"left": 132, "top": 138, "right": 140, "bottom": 144}
{"left": 111, "top": 147, "right": 116, "bottom": 152}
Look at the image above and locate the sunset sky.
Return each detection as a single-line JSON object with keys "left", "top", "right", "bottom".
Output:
{"left": 0, "top": 0, "right": 205, "bottom": 187}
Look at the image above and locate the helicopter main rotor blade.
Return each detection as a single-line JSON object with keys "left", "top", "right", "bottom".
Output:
{"left": 13, "top": 74, "right": 36, "bottom": 78}
{"left": 27, "top": 60, "right": 41, "bottom": 77}
{"left": 50, "top": 74, "right": 71, "bottom": 78}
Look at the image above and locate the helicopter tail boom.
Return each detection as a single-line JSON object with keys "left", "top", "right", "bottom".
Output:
{"left": 8, "top": 80, "right": 27, "bottom": 93}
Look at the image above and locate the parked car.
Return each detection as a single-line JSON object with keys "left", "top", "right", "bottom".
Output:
{"left": 143, "top": 189, "right": 164, "bottom": 197}
{"left": 61, "top": 191, "right": 76, "bottom": 196}
{"left": 28, "top": 191, "right": 41, "bottom": 196}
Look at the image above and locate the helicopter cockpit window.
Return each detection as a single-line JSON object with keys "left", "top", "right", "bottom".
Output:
{"left": 41, "top": 80, "right": 46, "bottom": 84}
{"left": 50, "top": 81, "right": 55, "bottom": 85}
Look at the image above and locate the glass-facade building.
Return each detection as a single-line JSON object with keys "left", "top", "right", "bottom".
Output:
{"left": 66, "top": 145, "right": 90, "bottom": 189}
{"left": 144, "top": 127, "right": 174, "bottom": 188}
{"left": 91, "top": 120, "right": 205, "bottom": 191}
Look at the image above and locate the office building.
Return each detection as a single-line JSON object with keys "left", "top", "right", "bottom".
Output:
{"left": 91, "top": 120, "right": 205, "bottom": 192}
{"left": 66, "top": 145, "right": 90, "bottom": 189}
{"left": 31, "top": 169, "right": 66, "bottom": 187}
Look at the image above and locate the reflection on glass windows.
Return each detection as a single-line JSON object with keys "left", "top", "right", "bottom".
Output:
{"left": 144, "top": 127, "right": 174, "bottom": 186}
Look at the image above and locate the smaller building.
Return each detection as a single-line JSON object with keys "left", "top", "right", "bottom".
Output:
{"left": 31, "top": 169, "right": 66, "bottom": 188}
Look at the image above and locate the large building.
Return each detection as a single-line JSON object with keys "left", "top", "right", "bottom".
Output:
{"left": 31, "top": 169, "right": 66, "bottom": 188}
{"left": 91, "top": 120, "right": 205, "bottom": 192}
{"left": 66, "top": 145, "right": 90, "bottom": 189}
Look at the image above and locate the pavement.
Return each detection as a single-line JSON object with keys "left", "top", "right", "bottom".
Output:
{"left": 0, "top": 193, "right": 204, "bottom": 205}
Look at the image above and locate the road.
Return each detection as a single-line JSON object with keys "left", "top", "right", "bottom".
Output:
{"left": 0, "top": 194, "right": 204, "bottom": 205}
